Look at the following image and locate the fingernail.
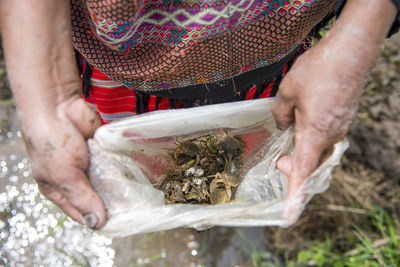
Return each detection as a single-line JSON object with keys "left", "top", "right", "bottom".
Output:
{"left": 83, "top": 213, "right": 98, "bottom": 229}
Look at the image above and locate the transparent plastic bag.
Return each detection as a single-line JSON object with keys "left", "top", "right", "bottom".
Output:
{"left": 88, "top": 98, "right": 348, "bottom": 237}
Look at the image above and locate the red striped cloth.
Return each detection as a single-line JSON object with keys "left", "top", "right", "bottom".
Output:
{"left": 80, "top": 62, "right": 282, "bottom": 124}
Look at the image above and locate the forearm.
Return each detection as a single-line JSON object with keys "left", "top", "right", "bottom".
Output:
{"left": 0, "top": 0, "right": 106, "bottom": 228}
{"left": 318, "top": 0, "right": 397, "bottom": 78}
{"left": 337, "top": 0, "right": 397, "bottom": 40}
{"left": 0, "top": 0, "right": 80, "bottom": 122}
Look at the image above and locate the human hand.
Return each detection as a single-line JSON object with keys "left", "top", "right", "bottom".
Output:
{"left": 272, "top": 40, "right": 361, "bottom": 215}
{"left": 1, "top": 0, "right": 108, "bottom": 228}
{"left": 272, "top": 0, "right": 396, "bottom": 220}
{"left": 22, "top": 96, "right": 106, "bottom": 228}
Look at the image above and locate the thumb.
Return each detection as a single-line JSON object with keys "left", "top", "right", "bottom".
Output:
{"left": 66, "top": 98, "right": 102, "bottom": 139}
{"left": 55, "top": 167, "right": 107, "bottom": 229}
{"left": 276, "top": 155, "right": 292, "bottom": 177}
{"left": 282, "top": 129, "right": 327, "bottom": 222}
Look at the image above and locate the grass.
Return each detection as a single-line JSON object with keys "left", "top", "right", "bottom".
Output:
{"left": 197, "top": 231, "right": 209, "bottom": 257}
{"left": 0, "top": 98, "right": 12, "bottom": 105}
{"left": 47, "top": 215, "right": 69, "bottom": 235}
{"left": 131, "top": 252, "right": 164, "bottom": 267}
{"left": 284, "top": 208, "right": 400, "bottom": 267}
{"left": 235, "top": 229, "right": 281, "bottom": 267}
{"left": 56, "top": 248, "right": 90, "bottom": 267}
{"left": 168, "top": 207, "right": 400, "bottom": 267}
{"left": 239, "top": 208, "right": 400, "bottom": 267}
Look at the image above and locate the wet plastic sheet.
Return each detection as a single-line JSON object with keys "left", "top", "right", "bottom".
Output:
{"left": 88, "top": 98, "right": 348, "bottom": 237}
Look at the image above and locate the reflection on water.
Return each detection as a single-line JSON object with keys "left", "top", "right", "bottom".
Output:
{"left": 0, "top": 127, "right": 114, "bottom": 266}
{"left": 0, "top": 105, "right": 278, "bottom": 267}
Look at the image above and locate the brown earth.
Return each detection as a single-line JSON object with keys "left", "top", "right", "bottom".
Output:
{"left": 347, "top": 33, "right": 400, "bottom": 181}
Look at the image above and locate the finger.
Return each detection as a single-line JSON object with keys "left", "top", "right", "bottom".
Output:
{"left": 37, "top": 181, "right": 83, "bottom": 223}
{"left": 272, "top": 90, "right": 295, "bottom": 130}
{"left": 283, "top": 188, "right": 307, "bottom": 224}
{"left": 287, "top": 129, "right": 327, "bottom": 198}
{"left": 283, "top": 131, "right": 333, "bottom": 223}
{"left": 67, "top": 98, "right": 102, "bottom": 139}
{"left": 276, "top": 155, "right": 292, "bottom": 177}
{"left": 53, "top": 168, "right": 107, "bottom": 229}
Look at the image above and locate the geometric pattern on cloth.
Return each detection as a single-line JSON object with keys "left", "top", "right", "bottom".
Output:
{"left": 71, "top": 0, "right": 335, "bottom": 92}
{"left": 91, "top": 0, "right": 320, "bottom": 49}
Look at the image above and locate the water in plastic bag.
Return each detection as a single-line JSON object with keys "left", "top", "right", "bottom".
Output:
{"left": 88, "top": 98, "right": 348, "bottom": 237}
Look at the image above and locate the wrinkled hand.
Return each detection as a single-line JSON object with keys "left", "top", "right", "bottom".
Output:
{"left": 22, "top": 96, "right": 106, "bottom": 229}
{"left": 0, "top": 0, "right": 108, "bottom": 229}
{"left": 271, "top": 0, "right": 396, "bottom": 221}
{"left": 272, "top": 36, "right": 366, "bottom": 212}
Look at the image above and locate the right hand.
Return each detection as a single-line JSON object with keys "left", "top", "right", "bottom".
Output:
{"left": 1, "top": 0, "right": 107, "bottom": 228}
{"left": 23, "top": 95, "right": 107, "bottom": 229}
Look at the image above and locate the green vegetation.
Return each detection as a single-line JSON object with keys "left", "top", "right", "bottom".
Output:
{"left": 56, "top": 248, "right": 90, "bottom": 267}
{"left": 47, "top": 215, "right": 69, "bottom": 235}
{"left": 240, "top": 208, "right": 399, "bottom": 267}
{"left": 198, "top": 231, "right": 209, "bottom": 257}
{"left": 235, "top": 229, "right": 281, "bottom": 267}
{"left": 130, "top": 252, "right": 164, "bottom": 267}
{"left": 0, "top": 98, "right": 12, "bottom": 105}
{"left": 285, "top": 208, "right": 400, "bottom": 267}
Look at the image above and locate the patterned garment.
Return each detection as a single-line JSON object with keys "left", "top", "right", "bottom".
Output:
{"left": 79, "top": 55, "right": 294, "bottom": 123}
{"left": 71, "top": 0, "right": 336, "bottom": 94}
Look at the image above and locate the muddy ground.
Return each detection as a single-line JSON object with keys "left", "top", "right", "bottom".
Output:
{"left": 0, "top": 32, "right": 399, "bottom": 264}
{"left": 348, "top": 33, "right": 400, "bottom": 180}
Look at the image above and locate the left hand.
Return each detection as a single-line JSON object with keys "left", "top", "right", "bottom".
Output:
{"left": 272, "top": 38, "right": 362, "bottom": 205}
{"left": 272, "top": 0, "right": 396, "bottom": 218}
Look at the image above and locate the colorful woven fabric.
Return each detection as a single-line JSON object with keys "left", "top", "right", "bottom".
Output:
{"left": 71, "top": 0, "right": 336, "bottom": 94}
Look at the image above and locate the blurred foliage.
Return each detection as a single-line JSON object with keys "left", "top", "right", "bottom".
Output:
{"left": 285, "top": 208, "right": 400, "bottom": 267}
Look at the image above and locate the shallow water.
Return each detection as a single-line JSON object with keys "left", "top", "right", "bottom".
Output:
{"left": 0, "top": 104, "right": 278, "bottom": 267}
